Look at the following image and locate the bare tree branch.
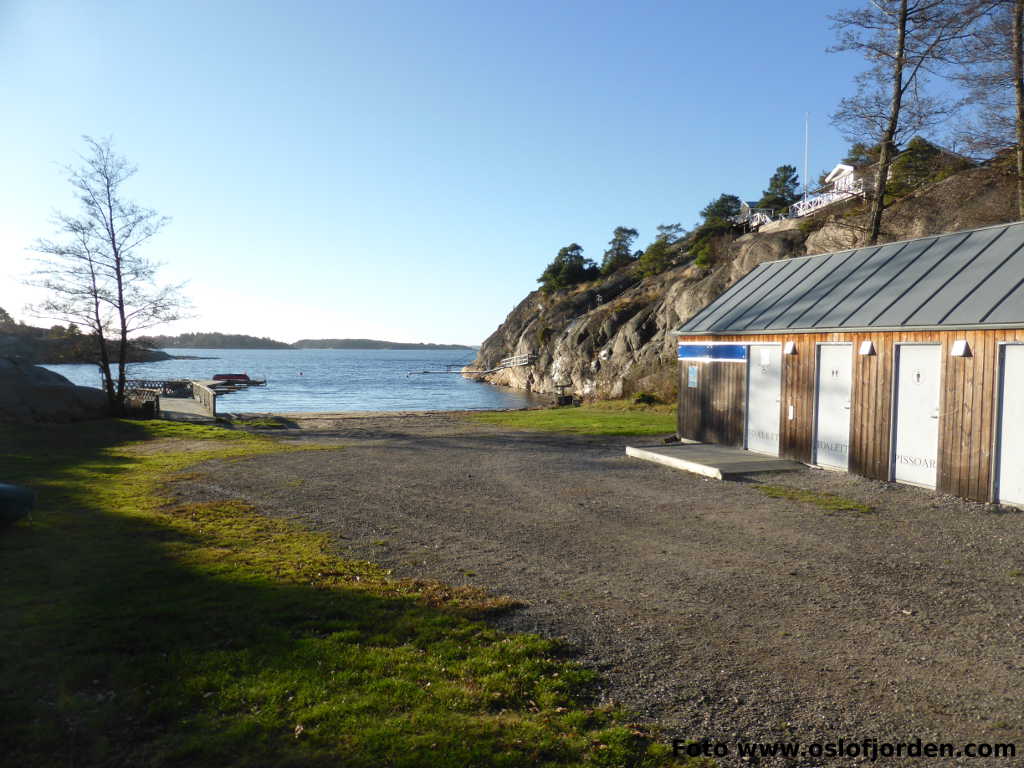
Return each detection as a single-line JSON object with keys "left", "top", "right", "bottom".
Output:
{"left": 26, "top": 136, "right": 189, "bottom": 412}
{"left": 829, "top": 0, "right": 987, "bottom": 243}
{"left": 952, "top": 0, "right": 1024, "bottom": 217}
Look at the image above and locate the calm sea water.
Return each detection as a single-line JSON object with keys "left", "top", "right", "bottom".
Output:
{"left": 42, "top": 348, "right": 540, "bottom": 413}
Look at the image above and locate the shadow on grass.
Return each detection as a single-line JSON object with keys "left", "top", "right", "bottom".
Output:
{"left": 0, "top": 421, "right": 687, "bottom": 768}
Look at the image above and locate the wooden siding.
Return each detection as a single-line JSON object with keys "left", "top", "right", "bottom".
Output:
{"left": 678, "top": 360, "right": 745, "bottom": 446}
{"left": 677, "top": 329, "right": 1018, "bottom": 502}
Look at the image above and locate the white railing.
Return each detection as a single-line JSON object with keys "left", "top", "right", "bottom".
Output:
{"left": 411, "top": 353, "right": 536, "bottom": 377}
{"left": 498, "top": 354, "right": 535, "bottom": 369}
{"left": 191, "top": 381, "right": 218, "bottom": 417}
{"left": 791, "top": 191, "right": 852, "bottom": 217}
{"left": 791, "top": 178, "right": 865, "bottom": 218}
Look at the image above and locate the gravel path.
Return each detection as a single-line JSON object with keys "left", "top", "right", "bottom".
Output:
{"left": 173, "top": 412, "right": 1024, "bottom": 766}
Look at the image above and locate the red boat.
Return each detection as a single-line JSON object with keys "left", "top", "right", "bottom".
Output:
{"left": 211, "top": 373, "right": 267, "bottom": 386}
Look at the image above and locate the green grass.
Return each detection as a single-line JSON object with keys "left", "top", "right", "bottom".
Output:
{"left": 227, "top": 416, "right": 292, "bottom": 429}
{"left": 469, "top": 401, "right": 677, "bottom": 436}
{"left": 1, "top": 419, "right": 704, "bottom": 767}
{"left": 756, "top": 484, "right": 874, "bottom": 514}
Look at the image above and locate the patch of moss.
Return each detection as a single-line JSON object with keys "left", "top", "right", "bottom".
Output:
{"left": 756, "top": 484, "right": 873, "bottom": 514}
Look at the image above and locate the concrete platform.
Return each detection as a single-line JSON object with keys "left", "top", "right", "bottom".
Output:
{"left": 158, "top": 396, "right": 216, "bottom": 422}
{"left": 625, "top": 443, "right": 802, "bottom": 480}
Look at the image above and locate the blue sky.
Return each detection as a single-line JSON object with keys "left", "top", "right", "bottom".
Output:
{"left": 1, "top": 0, "right": 864, "bottom": 345}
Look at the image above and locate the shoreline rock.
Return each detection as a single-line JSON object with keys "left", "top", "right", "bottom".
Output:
{"left": 0, "top": 359, "right": 109, "bottom": 423}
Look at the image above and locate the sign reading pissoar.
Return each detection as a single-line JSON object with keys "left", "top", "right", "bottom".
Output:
{"left": 677, "top": 343, "right": 747, "bottom": 362}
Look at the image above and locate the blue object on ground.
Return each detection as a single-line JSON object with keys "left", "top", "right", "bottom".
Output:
{"left": 0, "top": 483, "right": 34, "bottom": 525}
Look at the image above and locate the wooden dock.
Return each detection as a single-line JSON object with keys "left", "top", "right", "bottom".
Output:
{"left": 158, "top": 395, "right": 216, "bottom": 422}
{"left": 126, "top": 376, "right": 264, "bottom": 422}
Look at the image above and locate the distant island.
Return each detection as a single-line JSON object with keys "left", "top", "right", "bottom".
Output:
{"left": 136, "top": 332, "right": 292, "bottom": 349}
{"left": 292, "top": 338, "right": 476, "bottom": 350}
{"left": 136, "top": 332, "right": 475, "bottom": 351}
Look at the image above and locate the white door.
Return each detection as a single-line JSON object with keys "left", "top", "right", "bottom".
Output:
{"left": 747, "top": 344, "right": 781, "bottom": 455}
{"left": 893, "top": 344, "right": 941, "bottom": 488}
{"left": 996, "top": 344, "right": 1024, "bottom": 507}
{"left": 815, "top": 344, "right": 852, "bottom": 469}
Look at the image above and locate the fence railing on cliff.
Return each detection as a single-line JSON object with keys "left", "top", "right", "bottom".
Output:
{"left": 407, "top": 353, "right": 537, "bottom": 376}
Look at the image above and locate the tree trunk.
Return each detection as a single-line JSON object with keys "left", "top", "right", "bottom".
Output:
{"left": 106, "top": 183, "right": 129, "bottom": 415}
{"left": 88, "top": 262, "right": 116, "bottom": 411}
{"left": 868, "top": 0, "right": 909, "bottom": 245}
{"left": 94, "top": 303, "right": 115, "bottom": 411}
{"left": 115, "top": 282, "right": 128, "bottom": 415}
{"left": 1014, "top": 0, "right": 1024, "bottom": 220}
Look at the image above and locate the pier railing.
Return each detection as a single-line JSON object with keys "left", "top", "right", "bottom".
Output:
{"left": 191, "top": 381, "right": 218, "bottom": 417}
{"left": 125, "top": 378, "right": 218, "bottom": 418}
{"left": 124, "top": 379, "right": 193, "bottom": 396}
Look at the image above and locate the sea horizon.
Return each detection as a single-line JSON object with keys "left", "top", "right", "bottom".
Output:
{"left": 42, "top": 347, "right": 541, "bottom": 414}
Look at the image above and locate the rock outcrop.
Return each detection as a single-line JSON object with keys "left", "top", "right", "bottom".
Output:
{"left": 0, "top": 359, "right": 109, "bottom": 423}
{"left": 470, "top": 162, "right": 1019, "bottom": 401}
{"left": 0, "top": 326, "right": 172, "bottom": 365}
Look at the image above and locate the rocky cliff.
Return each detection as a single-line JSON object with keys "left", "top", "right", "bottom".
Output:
{"left": 470, "top": 162, "right": 1018, "bottom": 401}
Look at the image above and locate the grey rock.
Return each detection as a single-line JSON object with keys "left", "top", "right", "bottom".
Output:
{"left": 0, "top": 358, "right": 109, "bottom": 423}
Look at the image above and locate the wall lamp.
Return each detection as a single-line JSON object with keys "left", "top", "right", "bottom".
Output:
{"left": 951, "top": 339, "right": 972, "bottom": 357}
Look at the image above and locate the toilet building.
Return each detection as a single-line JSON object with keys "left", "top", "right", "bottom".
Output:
{"left": 673, "top": 220, "right": 1024, "bottom": 505}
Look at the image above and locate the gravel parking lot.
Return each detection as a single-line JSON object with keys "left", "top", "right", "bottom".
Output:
{"left": 173, "top": 412, "right": 1024, "bottom": 766}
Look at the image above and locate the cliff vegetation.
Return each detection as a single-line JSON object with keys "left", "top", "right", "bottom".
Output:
{"left": 469, "top": 152, "right": 1019, "bottom": 402}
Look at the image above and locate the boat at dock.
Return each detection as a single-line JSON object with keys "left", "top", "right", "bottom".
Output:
{"left": 212, "top": 373, "right": 266, "bottom": 386}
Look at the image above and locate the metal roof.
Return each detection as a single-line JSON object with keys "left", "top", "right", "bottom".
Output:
{"left": 676, "top": 221, "right": 1024, "bottom": 335}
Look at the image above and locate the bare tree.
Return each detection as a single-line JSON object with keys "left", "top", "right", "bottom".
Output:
{"left": 29, "top": 136, "right": 186, "bottom": 412}
{"left": 954, "top": 0, "right": 1024, "bottom": 218}
{"left": 830, "top": 0, "right": 981, "bottom": 243}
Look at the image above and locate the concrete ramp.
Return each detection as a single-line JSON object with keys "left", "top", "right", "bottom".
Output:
{"left": 626, "top": 443, "right": 801, "bottom": 480}
{"left": 158, "top": 396, "right": 217, "bottom": 422}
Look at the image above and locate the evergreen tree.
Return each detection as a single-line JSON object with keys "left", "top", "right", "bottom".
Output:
{"left": 842, "top": 141, "right": 882, "bottom": 166}
{"left": 757, "top": 165, "right": 800, "bottom": 210}
{"left": 655, "top": 223, "right": 685, "bottom": 243}
{"left": 637, "top": 224, "right": 686, "bottom": 277}
{"left": 699, "top": 194, "right": 741, "bottom": 221}
{"left": 537, "top": 243, "right": 599, "bottom": 293}
{"left": 599, "top": 226, "right": 639, "bottom": 275}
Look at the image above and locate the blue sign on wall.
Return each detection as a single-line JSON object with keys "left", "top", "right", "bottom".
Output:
{"left": 677, "top": 343, "right": 747, "bottom": 362}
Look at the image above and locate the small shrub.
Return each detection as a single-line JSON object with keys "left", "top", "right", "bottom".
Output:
{"left": 632, "top": 392, "right": 660, "bottom": 406}
{"left": 686, "top": 217, "right": 735, "bottom": 269}
{"left": 798, "top": 216, "right": 826, "bottom": 237}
